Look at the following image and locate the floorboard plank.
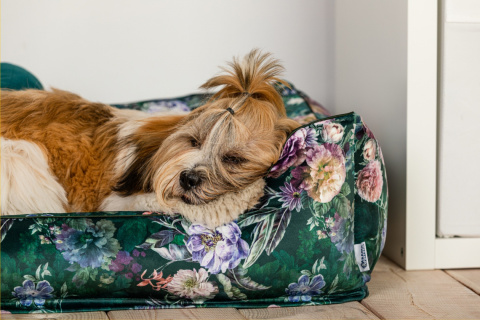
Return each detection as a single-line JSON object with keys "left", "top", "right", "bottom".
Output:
{"left": 361, "top": 256, "right": 480, "bottom": 319}
{"left": 445, "top": 269, "right": 480, "bottom": 295}
{"left": 0, "top": 311, "right": 108, "bottom": 320}
{"left": 107, "top": 308, "right": 246, "bottom": 320}
{"left": 239, "top": 302, "right": 378, "bottom": 319}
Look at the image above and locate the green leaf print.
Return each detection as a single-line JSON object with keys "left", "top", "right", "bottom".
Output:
{"left": 117, "top": 219, "right": 148, "bottom": 252}
{"left": 332, "top": 194, "right": 351, "bottom": 218}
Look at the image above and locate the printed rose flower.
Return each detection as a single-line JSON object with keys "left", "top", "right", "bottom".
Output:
{"left": 329, "top": 213, "right": 354, "bottom": 254}
{"left": 55, "top": 219, "right": 120, "bottom": 269}
{"left": 321, "top": 122, "right": 344, "bottom": 143}
{"left": 269, "top": 127, "right": 317, "bottom": 178}
{"left": 356, "top": 160, "right": 383, "bottom": 202}
{"left": 363, "top": 139, "right": 376, "bottom": 161}
{"left": 285, "top": 274, "right": 325, "bottom": 302}
{"left": 278, "top": 182, "right": 303, "bottom": 212}
{"left": 295, "top": 143, "right": 346, "bottom": 203}
{"left": 186, "top": 223, "right": 249, "bottom": 274}
{"left": 12, "top": 280, "right": 54, "bottom": 307}
{"left": 166, "top": 268, "right": 218, "bottom": 303}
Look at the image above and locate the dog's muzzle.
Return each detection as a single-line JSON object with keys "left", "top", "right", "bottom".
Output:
{"left": 180, "top": 170, "right": 201, "bottom": 191}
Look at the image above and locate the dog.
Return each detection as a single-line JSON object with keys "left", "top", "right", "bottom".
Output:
{"left": 1, "top": 49, "right": 299, "bottom": 227}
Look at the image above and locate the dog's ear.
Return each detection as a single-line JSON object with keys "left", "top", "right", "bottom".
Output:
{"left": 113, "top": 115, "right": 187, "bottom": 196}
{"left": 275, "top": 118, "right": 301, "bottom": 137}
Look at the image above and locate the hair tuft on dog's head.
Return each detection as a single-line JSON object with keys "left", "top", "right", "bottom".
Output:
{"left": 200, "top": 49, "right": 290, "bottom": 117}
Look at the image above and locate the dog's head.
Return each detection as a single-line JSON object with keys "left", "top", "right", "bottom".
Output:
{"left": 114, "top": 50, "right": 299, "bottom": 209}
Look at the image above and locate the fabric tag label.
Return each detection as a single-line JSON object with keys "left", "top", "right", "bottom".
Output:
{"left": 354, "top": 242, "right": 370, "bottom": 272}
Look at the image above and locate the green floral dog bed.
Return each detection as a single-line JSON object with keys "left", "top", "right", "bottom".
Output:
{"left": 0, "top": 84, "right": 388, "bottom": 314}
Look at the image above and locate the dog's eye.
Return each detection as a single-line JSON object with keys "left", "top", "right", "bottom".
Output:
{"left": 190, "top": 138, "right": 201, "bottom": 148}
{"left": 222, "top": 155, "right": 246, "bottom": 165}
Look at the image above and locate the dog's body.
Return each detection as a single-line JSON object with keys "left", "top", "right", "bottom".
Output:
{"left": 1, "top": 50, "right": 298, "bottom": 227}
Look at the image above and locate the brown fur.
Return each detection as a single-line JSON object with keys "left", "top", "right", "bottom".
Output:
{"left": 1, "top": 49, "right": 300, "bottom": 219}
{"left": 1, "top": 89, "right": 121, "bottom": 211}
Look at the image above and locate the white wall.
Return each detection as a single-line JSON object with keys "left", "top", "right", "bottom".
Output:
{"left": 1, "top": 0, "right": 333, "bottom": 106}
{"left": 333, "top": 1, "right": 408, "bottom": 266}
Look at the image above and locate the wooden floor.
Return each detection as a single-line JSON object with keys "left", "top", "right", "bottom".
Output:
{"left": 3, "top": 256, "right": 480, "bottom": 319}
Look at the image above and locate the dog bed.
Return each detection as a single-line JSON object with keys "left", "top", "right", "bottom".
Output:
{"left": 0, "top": 83, "right": 388, "bottom": 314}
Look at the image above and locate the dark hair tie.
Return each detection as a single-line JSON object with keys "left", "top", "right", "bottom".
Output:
{"left": 226, "top": 107, "right": 235, "bottom": 115}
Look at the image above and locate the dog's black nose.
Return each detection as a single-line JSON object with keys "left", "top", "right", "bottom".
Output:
{"left": 180, "top": 171, "right": 201, "bottom": 190}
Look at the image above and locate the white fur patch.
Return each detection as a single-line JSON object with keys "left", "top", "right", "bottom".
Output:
{"left": 99, "top": 192, "right": 162, "bottom": 212}
{"left": 1, "top": 138, "right": 68, "bottom": 215}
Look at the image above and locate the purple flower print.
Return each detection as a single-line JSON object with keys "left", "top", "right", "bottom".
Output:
{"left": 363, "top": 274, "right": 371, "bottom": 284}
{"left": 380, "top": 219, "right": 387, "bottom": 253}
{"left": 186, "top": 223, "right": 249, "bottom": 274}
{"left": 13, "top": 280, "right": 54, "bottom": 307}
{"left": 329, "top": 213, "right": 354, "bottom": 254}
{"left": 278, "top": 182, "right": 303, "bottom": 212}
{"left": 116, "top": 251, "right": 134, "bottom": 265}
{"left": 146, "top": 100, "right": 190, "bottom": 114}
{"left": 109, "top": 261, "right": 125, "bottom": 273}
{"left": 270, "top": 128, "right": 317, "bottom": 178}
{"left": 285, "top": 274, "right": 325, "bottom": 302}
{"left": 131, "top": 263, "right": 143, "bottom": 274}
{"left": 109, "top": 251, "right": 133, "bottom": 273}
{"left": 291, "top": 166, "right": 310, "bottom": 189}
{"left": 304, "top": 127, "right": 318, "bottom": 148}
{"left": 55, "top": 219, "right": 120, "bottom": 269}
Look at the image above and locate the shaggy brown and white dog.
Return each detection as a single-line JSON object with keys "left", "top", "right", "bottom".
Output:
{"left": 1, "top": 50, "right": 299, "bottom": 227}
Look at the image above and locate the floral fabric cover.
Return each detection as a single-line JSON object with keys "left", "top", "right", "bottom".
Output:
{"left": 0, "top": 84, "right": 388, "bottom": 314}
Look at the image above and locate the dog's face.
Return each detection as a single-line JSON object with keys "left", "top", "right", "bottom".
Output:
{"left": 113, "top": 50, "right": 300, "bottom": 210}
{"left": 149, "top": 98, "right": 298, "bottom": 207}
